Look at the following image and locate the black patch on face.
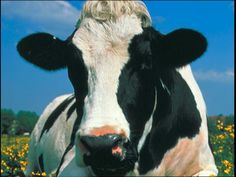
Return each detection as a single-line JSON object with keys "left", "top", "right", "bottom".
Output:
{"left": 39, "top": 95, "right": 75, "bottom": 140}
{"left": 38, "top": 154, "right": 44, "bottom": 172}
{"left": 66, "top": 41, "right": 88, "bottom": 113}
{"left": 117, "top": 30, "right": 156, "bottom": 147}
{"left": 138, "top": 70, "right": 202, "bottom": 174}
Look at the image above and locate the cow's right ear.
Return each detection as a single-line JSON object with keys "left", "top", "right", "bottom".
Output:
{"left": 17, "top": 33, "right": 68, "bottom": 71}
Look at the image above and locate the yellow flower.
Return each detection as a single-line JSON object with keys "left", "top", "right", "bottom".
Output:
{"left": 42, "top": 172, "right": 47, "bottom": 176}
{"left": 222, "top": 160, "right": 230, "bottom": 166}
{"left": 216, "top": 124, "right": 224, "bottom": 130}
{"left": 209, "top": 174, "right": 216, "bottom": 177}
{"left": 36, "top": 171, "right": 41, "bottom": 176}
{"left": 224, "top": 169, "right": 231, "bottom": 174}
{"left": 230, "top": 133, "right": 234, "bottom": 138}
{"left": 217, "top": 134, "right": 225, "bottom": 139}
{"left": 224, "top": 125, "right": 232, "bottom": 131}
{"left": 1, "top": 169, "right": 3, "bottom": 174}
{"left": 1, "top": 161, "right": 7, "bottom": 166}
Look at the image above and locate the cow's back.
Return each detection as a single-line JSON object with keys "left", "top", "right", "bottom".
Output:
{"left": 25, "top": 94, "right": 77, "bottom": 176}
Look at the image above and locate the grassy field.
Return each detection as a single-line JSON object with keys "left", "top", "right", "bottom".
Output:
{"left": 1, "top": 116, "right": 234, "bottom": 177}
{"left": 208, "top": 116, "right": 234, "bottom": 177}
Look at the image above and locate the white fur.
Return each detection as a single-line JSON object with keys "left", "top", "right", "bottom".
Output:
{"left": 25, "top": 94, "right": 77, "bottom": 176}
{"left": 73, "top": 14, "right": 144, "bottom": 138}
{"left": 137, "top": 89, "right": 157, "bottom": 153}
{"left": 78, "top": 1, "right": 151, "bottom": 28}
{"left": 177, "top": 65, "right": 218, "bottom": 175}
{"left": 57, "top": 146, "right": 90, "bottom": 177}
{"left": 193, "top": 170, "right": 219, "bottom": 177}
{"left": 71, "top": 1, "right": 152, "bottom": 139}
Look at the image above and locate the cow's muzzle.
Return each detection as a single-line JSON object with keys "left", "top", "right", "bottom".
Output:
{"left": 79, "top": 134, "right": 138, "bottom": 176}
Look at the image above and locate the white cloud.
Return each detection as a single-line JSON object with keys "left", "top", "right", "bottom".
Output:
{"left": 193, "top": 69, "right": 234, "bottom": 82}
{"left": 1, "top": 1, "right": 81, "bottom": 35}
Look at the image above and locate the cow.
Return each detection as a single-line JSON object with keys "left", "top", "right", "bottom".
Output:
{"left": 17, "top": 1, "right": 218, "bottom": 176}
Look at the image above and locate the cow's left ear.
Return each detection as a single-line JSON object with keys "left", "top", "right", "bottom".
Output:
{"left": 17, "top": 33, "right": 69, "bottom": 71}
{"left": 152, "top": 28, "right": 207, "bottom": 68}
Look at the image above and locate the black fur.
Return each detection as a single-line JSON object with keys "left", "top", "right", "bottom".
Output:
{"left": 117, "top": 30, "right": 156, "bottom": 147}
{"left": 138, "top": 134, "right": 155, "bottom": 174}
{"left": 139, "top": 27, "right": 207, "bottom": 69}
{"left": 158, "top": 28, "right": 207, "bottom": 68}
{"left": 39, "top": 95, "right": 75, "bottom": 140}
{"left": 17, "top": 33, "right": 68, "bottom": 71}
{"left": 16, "top": 29, "right": 77, "bottom": 71}
{"left": 118, "top": 27, "right": 203, "bottom": 174}
{"left": 38, "top": 154, "right": 44, "bottom": 172}
{"left": 138, "top": 70, "right": 202, "bottom": 174}
{"left": 66, "top": 102, "right": 76, "bottom": 121}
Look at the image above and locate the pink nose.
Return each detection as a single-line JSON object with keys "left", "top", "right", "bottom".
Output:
{"left": 89, "top": 125, "right": 127, "bottom": 137}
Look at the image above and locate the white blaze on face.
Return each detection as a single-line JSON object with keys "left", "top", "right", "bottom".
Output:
{"left": 72, "top": 15, "right": 143, "bottom": 138}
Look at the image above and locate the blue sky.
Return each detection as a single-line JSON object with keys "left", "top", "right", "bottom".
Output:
{"left": 1, "top": 1, "right": 234, "bottom": 116}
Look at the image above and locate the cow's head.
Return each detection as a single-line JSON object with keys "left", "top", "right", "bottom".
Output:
{"left": 17, "top": 1, "right": 207, "bottom": 176}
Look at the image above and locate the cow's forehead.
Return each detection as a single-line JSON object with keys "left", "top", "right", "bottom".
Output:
{"left": 72, "top": 15, "right": 143, "bottom": 68}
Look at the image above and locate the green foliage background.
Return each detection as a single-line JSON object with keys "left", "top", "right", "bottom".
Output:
{"left": 1, "top": 109, "right": 38, "bottom": 135}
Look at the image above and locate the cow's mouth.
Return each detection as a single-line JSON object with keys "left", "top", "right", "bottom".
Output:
{"left": 85, "top": 153, "right": 136, "bottom": 176}
{"left": 81, "top": 137, "right": 138, "bottom": 176}
{"left": 84, "top": 146, "right": 137, "bottom": 176}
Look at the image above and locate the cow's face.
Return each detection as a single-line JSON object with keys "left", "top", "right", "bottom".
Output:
{"left": 17, "top": 2, "right": 207, "bottom": 175}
